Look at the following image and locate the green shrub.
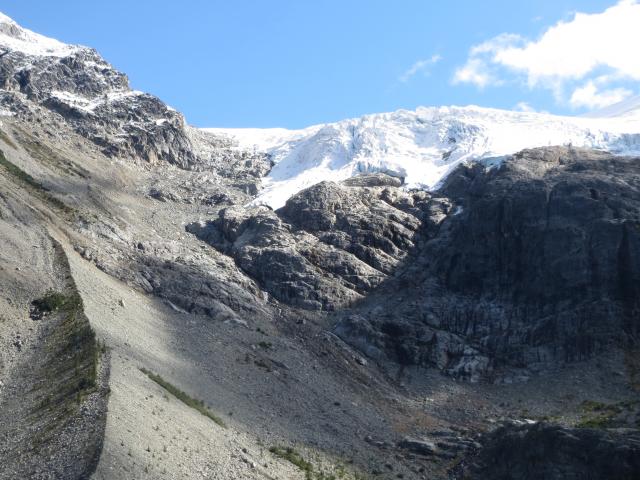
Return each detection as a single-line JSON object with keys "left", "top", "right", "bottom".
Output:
{"left": 32, "top": 291, "right": 81, "bottom": 313}
{"left": 139, "top": 368, "right": 226, "bottom": 428}
{"left": 0, "top": 149, "right": 74, "bottom": 214}
{"left": 269, "top": 447, "right": 313, "bottom": 474}
{"left": 269, "top": 446, "right": 340, "bottom": 480}
{"left": 0, "top": 149, "right": 45, "bottom": 190}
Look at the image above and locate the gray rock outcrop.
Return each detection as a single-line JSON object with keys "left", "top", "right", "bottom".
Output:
{"left": 0, "top": 42, "right": 271, "bottom": 184}
{"left": 187, "top": 174, "right": 431, "bottom": 310}
{"left": 187, "top": 146, "right": 640, "bottom": 380}
{"left": 336, "top": 147, "right": 640, "bottom": 380}
{"left": 464, "top": 422, "right": 640, "bottom": 479}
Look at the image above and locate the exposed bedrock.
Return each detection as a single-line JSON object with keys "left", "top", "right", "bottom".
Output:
{"left": 187, "top": 173, "right": 442, "bottom": 310}
{"left": 0, "top": 46, "right": 272, "bottom": 180}
{"left": 337, "top": 147, "right": 640, "bottom": 380}
{"left": 191, "top": 147, "right": 640, "bottom": 380}
{"left": 463, "top": 422, "right": 640, "bottom": 479}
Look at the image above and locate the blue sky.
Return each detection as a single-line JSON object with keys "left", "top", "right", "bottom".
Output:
{"left": 2, "top": 0, "right": 636, "bottom": 128}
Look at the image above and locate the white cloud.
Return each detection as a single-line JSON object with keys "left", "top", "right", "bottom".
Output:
{"left": 569, "top": 81, "right": 632, "bottom": 108}
{"left": 452, "top": 58, "right": 494, "bottom": 88}
{"left": 399, "top": 55, "right": 441, "bottom": 83}
{"left": 514, "top": 101, "right": 536, "bottom": 112}
{"left": 454, "top": 0, "right": 640, "bottom": 109}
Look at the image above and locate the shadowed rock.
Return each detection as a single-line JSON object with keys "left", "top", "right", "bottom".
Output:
{"left": 465, "top": 422, "right": 640, "bottom": 479}
{"left": 336, "top": 147, "right": 640, "bottom": 380}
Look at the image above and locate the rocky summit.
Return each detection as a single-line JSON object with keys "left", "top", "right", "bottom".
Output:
{"left": 0, "top": 11, "right": 639, "bottom": 480}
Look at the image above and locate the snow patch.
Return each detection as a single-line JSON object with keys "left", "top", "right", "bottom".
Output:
{"left": 203, "top": 126, "right": 322, "bottom": 153}
{"left": 50, "top": 89, "right": 145, "bottom": 113}
{"left": 0, "top": 11, "right": 80, "bottom": 57}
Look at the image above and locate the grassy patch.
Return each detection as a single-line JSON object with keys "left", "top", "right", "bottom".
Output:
{"left": 139, "top": 368, "right": 226, "bottom": 428}
{"left": 576, "top": 416, "right": 614, "bottom": 429}
{"left": 31, "top": 285, "right": 100, "bottom": 449}
{"left": 0, "top": 148, "right": 46, "bottom": 190}
{"left": 36, "top": 291, "right": 98, "bottom": 409}
{"left": 269, "top": 446, "right": 353, "bottom": 480}
{"left": 576, "top": 400, "right": 619, "bottom": 428}
{"left": 0, "top": 149, "right": 74, "bottom": 214}
{"left": 575, "top": 400, "right": 639, "bottom": 429}
{"left": 269, "top": 447, "right": 314, "bottom": 474}
{"left": 580, "top": 400, "right": 611, "bottom": 413}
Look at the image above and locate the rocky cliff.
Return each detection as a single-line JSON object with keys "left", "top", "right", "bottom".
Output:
{"left": 187, "top": 146, "right": 639, "bottom": 382}
{"left": 339, "top": 147, "right": 639, "bottom": 380}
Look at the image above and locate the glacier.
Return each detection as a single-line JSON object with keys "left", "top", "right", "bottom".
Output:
{"left": 206, "top": 102, "right": 640, "bottom": 209}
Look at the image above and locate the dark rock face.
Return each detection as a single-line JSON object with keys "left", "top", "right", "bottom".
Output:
{"left": 0, "top": 48, "right": 128, "bottom": 99}
{"left": 336, "top": 147, "right": 640, "bottom": 379}
{"left": 0, "top": 47, "right": 199, "bottom": 168}
{"left": 187, "top": 148, "right": 640, "bottom": 378}
{"left": 436, "top": 148, "right": 640, "bottom": 315}
{"left": 0, "top": 46, "right": 272, "bottom": 179}
{"left": 464, "top": 423, "right": 640, "bottom": 480}
{"left": 187, "top": 175, "right": 432, "bottom": 310}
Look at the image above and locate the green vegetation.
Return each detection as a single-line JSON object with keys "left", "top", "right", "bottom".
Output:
{"left": 0, "top": 148, "right": 46, "bottom": 190}
{"left": 268, "top": 446, "right": 363, "bottom": 480}
{"left": 581, "top": 400, "right": 611, "bottom": 413}
{"left": 32, "top": 290, "right": 81, "bottom": 313}
{"left": 576, "top": 416, "right": 613, "bottom": 429}
{"left": 32, "top": 283, "right": 100, "bottom": 450}
{"left": 0, "top": 149, "right": 73, "bottom": 213}
{"left": 36, "top": 291, "right": 98, "bottom": 410}
{"left": 576, "top": 400, "right": 619, "bottom": 428}
{"left": 269, "top": 446, "right": 314, "bottom": 475}
{"left": 139, "top": 368, "right": 226, "bottom": 428}
{"left": 576, "top": 399, "right": 640, "bottom": 429}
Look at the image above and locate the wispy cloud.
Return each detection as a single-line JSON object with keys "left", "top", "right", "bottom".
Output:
{"left": 514, "top": 101, "right": 536, "bottom": 112}
{"left": 399, "top": 55, "right": 441, "bottom": 83}
{"left": 453, "top": 0, "right": 640, "bottom": 109}
{"left": 569, "top": 81, "right": 632, "bottom": 109}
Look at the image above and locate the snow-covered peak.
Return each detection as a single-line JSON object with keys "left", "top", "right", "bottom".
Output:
{"left": 207, "top": 105, "right": 640, "bottom": 209}
{"left": 202, "top": 126, "right": 322, "bottom": 153}
{"left": 0, "top": 11, "right": 80, "bottom": 57}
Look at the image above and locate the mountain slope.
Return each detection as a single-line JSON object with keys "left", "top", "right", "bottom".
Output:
{"left": 0, "top": 11, "right": 639, "bottom": 480}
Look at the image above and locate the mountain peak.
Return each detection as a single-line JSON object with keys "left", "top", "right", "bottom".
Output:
{"left": 0, "top": 11, "right": 79, "bottom": 57}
